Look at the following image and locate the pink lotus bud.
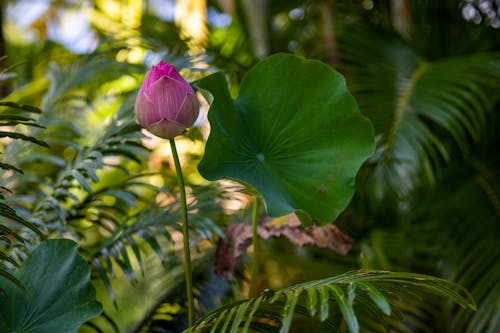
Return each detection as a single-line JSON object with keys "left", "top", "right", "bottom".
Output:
{"left": 135, "top": 61, "right": 200, "bottom": 139}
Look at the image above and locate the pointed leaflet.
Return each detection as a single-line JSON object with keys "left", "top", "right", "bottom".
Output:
{"left": 330, "top": 285, "right": 359, "bottom": 333}
{"left": 197, "top": 54, "right": 374, "bottom": 224}
{"left": 0, "top": 239, "right": 102, "bottom": 333}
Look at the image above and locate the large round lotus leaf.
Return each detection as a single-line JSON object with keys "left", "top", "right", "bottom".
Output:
{"left": 0, "top": 239, "right": 102, "bottom": 333}
{"left": 197, "top": 54, "right": 374, "bottom": 224}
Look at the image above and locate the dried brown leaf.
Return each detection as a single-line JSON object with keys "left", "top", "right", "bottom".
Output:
{"left": 214, "top": 214, "right": 353, "bottom": 276}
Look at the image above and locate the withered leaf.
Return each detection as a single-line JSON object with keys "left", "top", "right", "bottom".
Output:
{"left": 215, "top": 214, "right": 353, "bottom": 276}
{"left": 214, "top": 223, "right": 252, "bottom": 276}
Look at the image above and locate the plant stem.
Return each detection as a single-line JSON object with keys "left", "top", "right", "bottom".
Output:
{"left": 169, "top": 138, "right": 194, "bottom": 327}
{"left": 249, "top": 195, "right": 259, "bottom": 298}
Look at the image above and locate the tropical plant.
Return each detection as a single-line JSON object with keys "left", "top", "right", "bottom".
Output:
{"left": 186, "top": 270, "right": 475, "bottom": 333}
{"left": 1, "top": 1, "right": 498, "bottom": 333}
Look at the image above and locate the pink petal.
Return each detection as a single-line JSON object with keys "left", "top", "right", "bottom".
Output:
{"left": 148, "top": 76, "right": 188, "bottom": 115}
{"left": 140, "top": 61, "right": 193, "bottom": 94}
{"left": 175, "top": 93, "right": 200, "bottom": 126}
{"left": 146, "top": 118, "right": 187, "bottom": 139}
{"left": 134, "top": 90, "right": 157, "bottom": 126}
{"left": 164, "top": 65, "right": 194, "bottom": 93}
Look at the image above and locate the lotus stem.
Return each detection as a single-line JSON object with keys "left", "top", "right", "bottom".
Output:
{"left": 249, "top": 195, "right": 259, "bottom": 297}
{"left": 169, "top": 138, "right": 194, "bottom": 327}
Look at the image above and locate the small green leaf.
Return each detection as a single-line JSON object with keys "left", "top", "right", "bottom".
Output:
{"left": 357, "top": 282, "right": 391, "bottom": 315}
{"left": 242, "top": 296, "right": 263, "bottom": 332}
{"left": 319, "top": 286, "right": 330, "bottom": 321}
{"left": 0, "top": 268, "right": 26, "bottom": 294}
{"left": 72, "top": 169, "right": 93, "bottom": 193}
{"left": 19, "top": 152, "right": 67, "bottom": 167}
{"left": 93, "top": 257, "right": 117, "bottom": 307}
{"left": 0, "top": 251, "right": 19, "bottom": 268}
{"left": 124, "top": 235, "right": 144, "bottom": 276}
{"left": 330, "top": 285, "right": 359, "bottom": 333}
{"left": 113, "top": 241, "right": 136, "bottom": 283}
{"left": 139, "top": 229, "right": 167, "bottom": 265}
{"left": 0, "top": 224, "right": 24, "bottom": 243}
{"left": 0, "top": 162, "right": 23, "bottom": 173}
{"left": 0, "top": 202, "right": 45, "bottom": 238}
{"left": 221, "top": 306, "right": 238, "bottom": 332}
{"left": 210, "top": 308, "right": 229, "bottom": 333}
{"left": 0, "top": 101, "right": 43, "bottom": 114}
{"left": 0, "top": 131, "right": 49, "bottom": 147}
{"left": 280, "top": 289, "right": 302, "bottom": 333}
{"left": 0, "top": 114, "right": 36, "bottom": 122}
{"left": 347, "top": 283, "right": 356, "bottom": 303}
{"left": 229, "top": 300, "right": 252, "bottom": 333}
{"left": 306, "top": 286, "right": 318, "bottom": 316}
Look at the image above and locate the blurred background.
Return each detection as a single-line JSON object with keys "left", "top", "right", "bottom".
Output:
{"left": 1, "top": 0, "right": 499, "bottom": 332}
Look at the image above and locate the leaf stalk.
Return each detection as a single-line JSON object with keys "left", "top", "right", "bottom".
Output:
{"left": 169, "top": 138, "right": 194, "bottom": 327}
{"left": 249, "top": 195, "right": 259, "bottom": 297}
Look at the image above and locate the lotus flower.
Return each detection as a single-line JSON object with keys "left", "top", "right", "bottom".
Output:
{"left": 135, "top": 61, "right": 199, "bottom": 139}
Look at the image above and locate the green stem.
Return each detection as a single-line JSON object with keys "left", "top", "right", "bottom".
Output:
{"left": 249, "top": 195, "right": 259, "bottom": 298}
{"left": 169, "top": 138, "right": 194, "bottom": 327}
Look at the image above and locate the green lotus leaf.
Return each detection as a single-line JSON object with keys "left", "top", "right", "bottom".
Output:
{"left": 197, "top": 54, "right": 374, "bottom": 224}
{"left": 0, "top": 239, "right": 102, "bottom": 332}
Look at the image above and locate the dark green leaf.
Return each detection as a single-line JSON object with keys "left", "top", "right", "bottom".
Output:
{"left": 0, "top": 239, "right": 102, "bottom": 332}
{"left": 198, "top": 54, "right": 375, "bottom": 224}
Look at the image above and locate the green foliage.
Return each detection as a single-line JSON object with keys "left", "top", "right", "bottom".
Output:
{"left": 338, "top": 26, "right": 500, "bottom": 199}
{"left": 0, "top": 100, "right": 48, "bottom": 292}
{"left": 0, "top": 239, "right": 102, "bottom": 333}
{"left": 186, "top": 270, "right": 476, "bottom": 333}
{"left": 2, "top": 1, "right": 497, "bottom": 332}
{"left": 334, "top": 22, "right": 500, "bottom": 333}
{"left": 89, "top": 183, "right": 225, "bottom": 307}
{"left": 387, "top": 159, "right": 500, "bottom": 333}
{"left": 1, "top": 40, "right": 163, "bottom": 331}
{"left": 197, "top": 54, "right": 374, "bottom": 224}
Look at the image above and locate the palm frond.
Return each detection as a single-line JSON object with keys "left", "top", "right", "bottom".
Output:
{"left": 428, "top": 158, "right": 500, "bottom": 333}
{"left": 355, "top": 149, "right": 500, "bottom": 333}
{"left": 338, "top": 27, "right": 500, "bottom": 198}
{"left": 0, "top": 101, "right": 49, "bottom": 166}
{"left": 0, "top": 101, "right": 48, "bottom": 292}
{"left": 0, "top": 101, "right": 43, "bottom": 115}
{"left": 87, "top": 183, "right": 226, "bottom": 306}
{"left": 186, "top": 270, "right": 475, "bottom": 333}
{"left": 0, "top": 56, "right": 148, "bottom": 299}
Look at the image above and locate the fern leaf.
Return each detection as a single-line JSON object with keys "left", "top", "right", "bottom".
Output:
{"left": 357, "top": 282, "right": 391, "bottom": 315}
{"left": 339, "top": 26, "right": 500, "bottom": 198}
{"left": 186, "top": 270, "right": 476, "bottom": 333}
{"left": 0, "top": 101, "right": 43, "bottom": 114}
{"left": 0, "top": 131, "right": 49, "bottom": 148}
{"left": 0, "top": 162, "right": 23, "bottom": 173}
{"left": 330, "top": 284, "right": 359, "bottom": 333}
{"left": 0, "top": 268, "right": 26, "bottom": 294}
{"left": 0, "top": 203, "right": 45, "bottom": 238}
